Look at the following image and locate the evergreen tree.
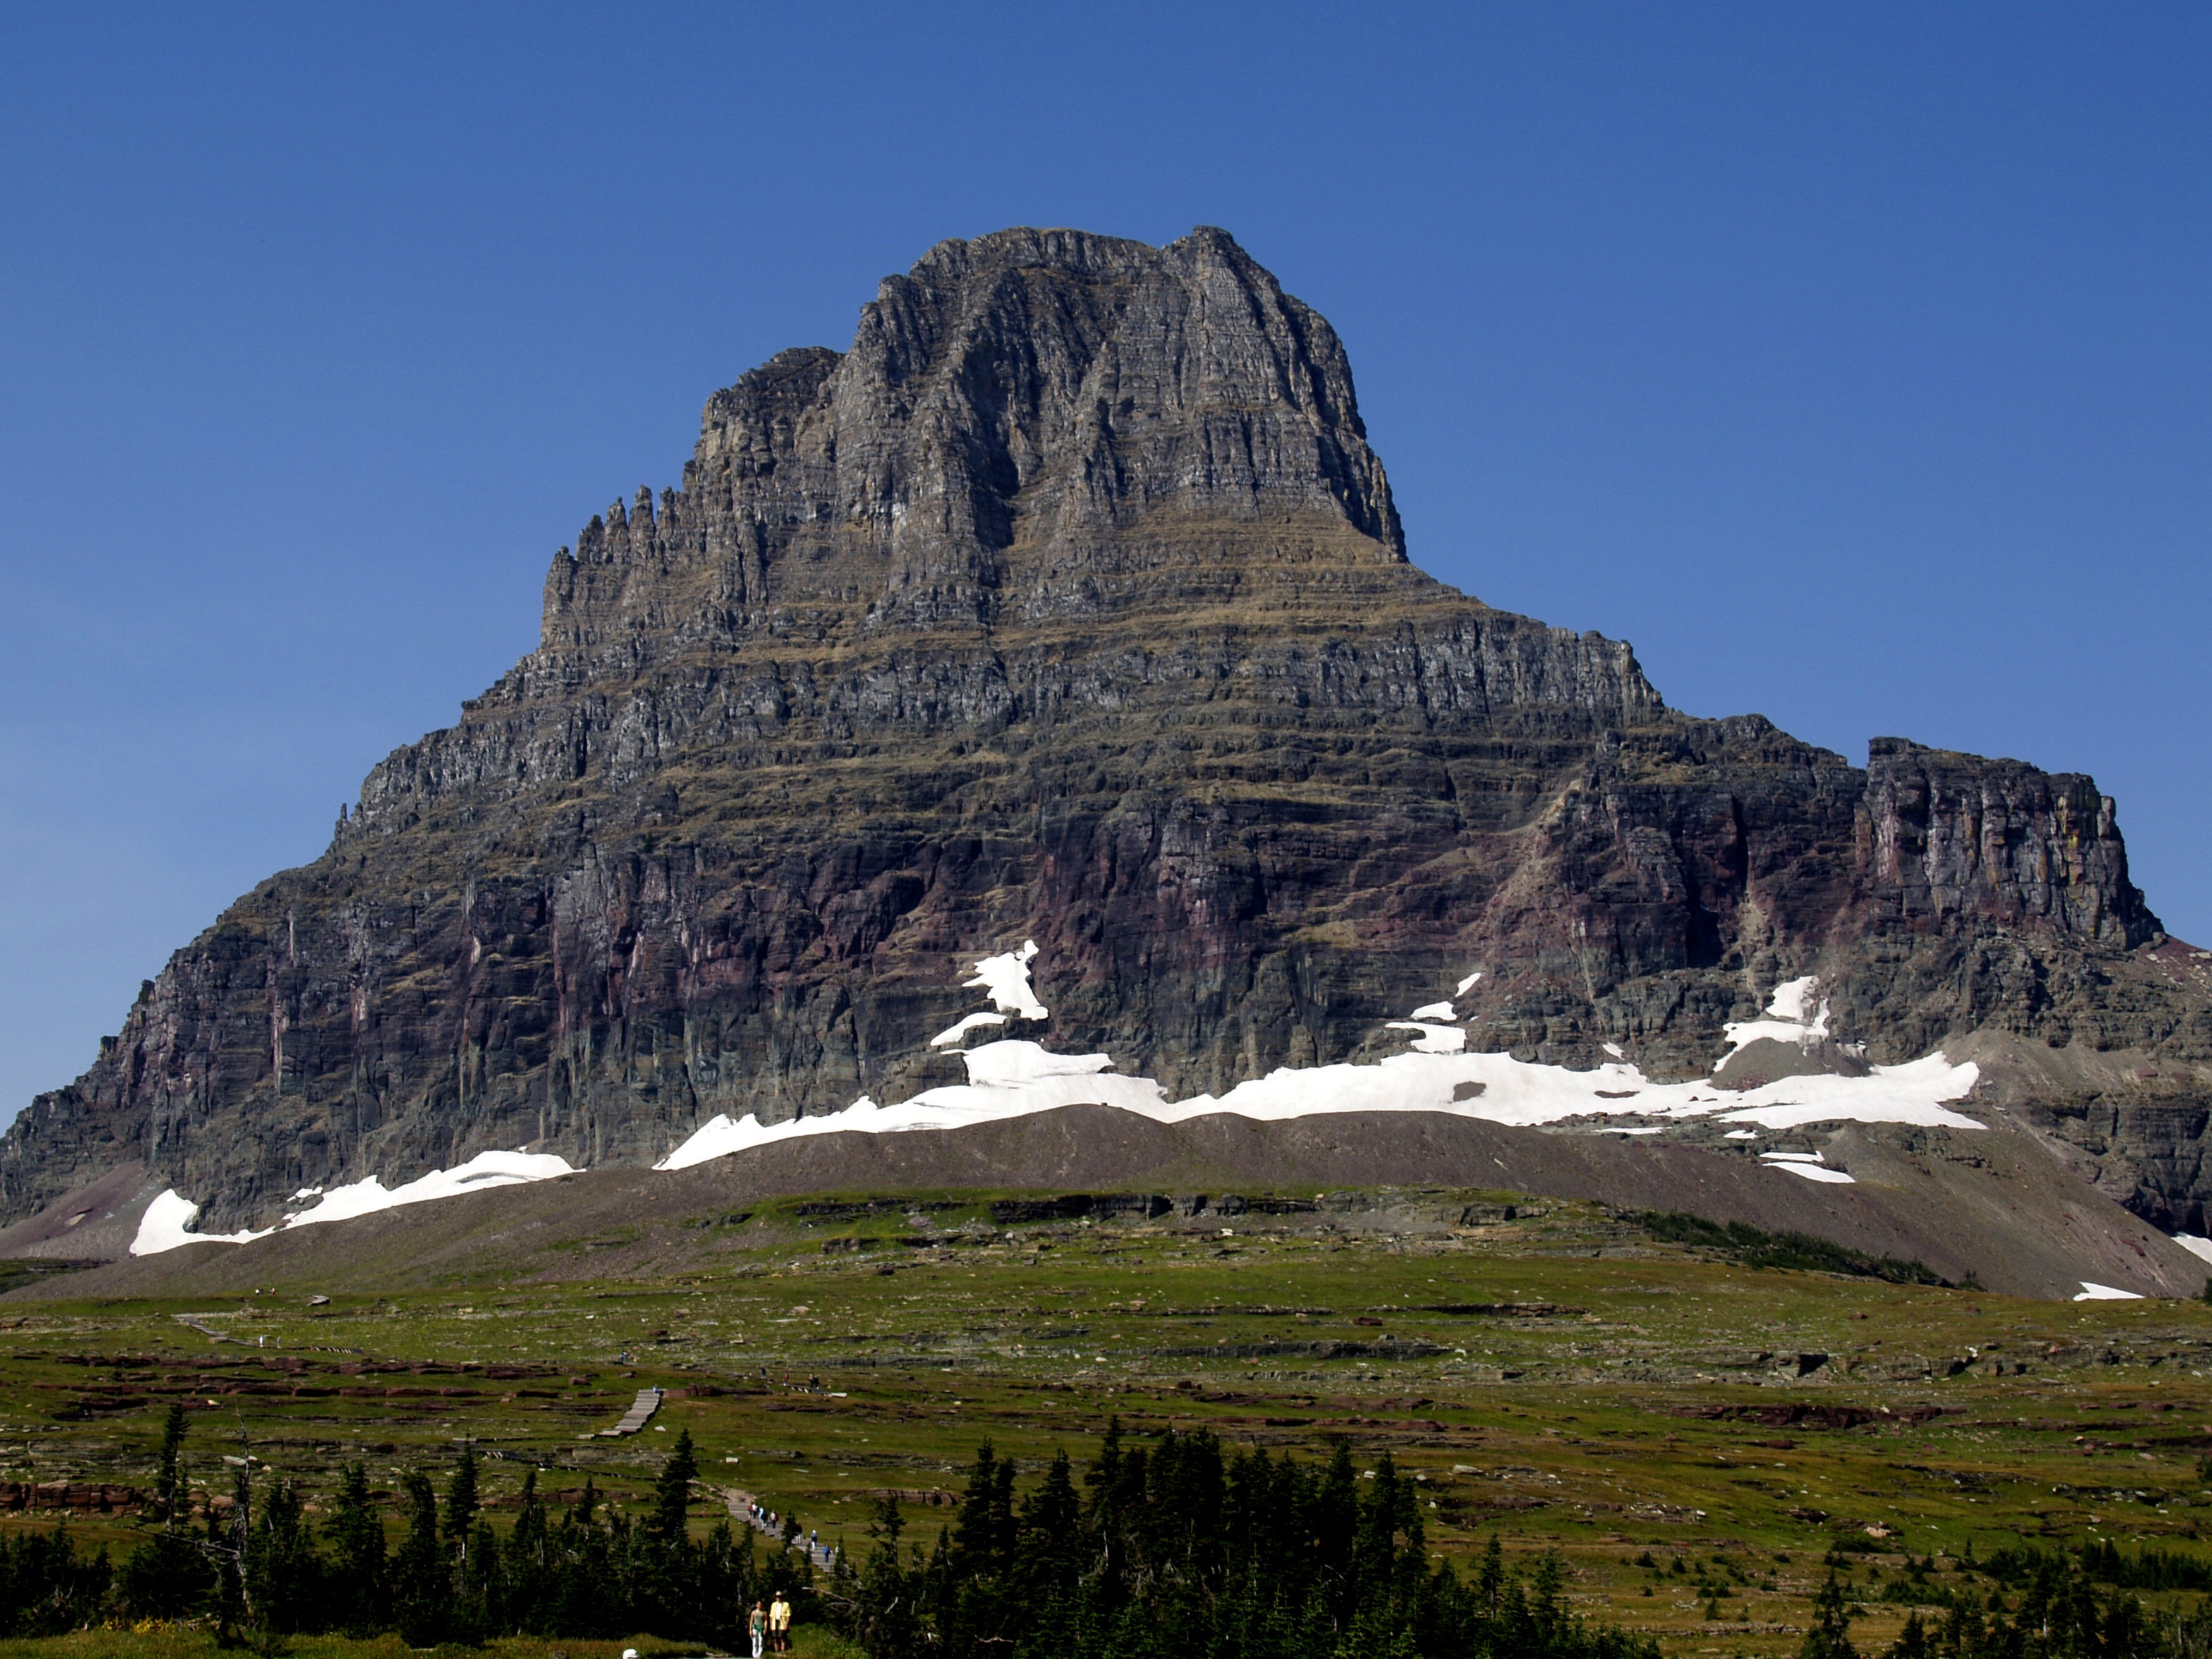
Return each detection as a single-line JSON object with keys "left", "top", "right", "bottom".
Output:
{"left": 154, "top": 1403, "right": 186, "bottom": 1531}
{"left": 444, "top": 1443, "right": 480, "bottom": 1557}
{"left": 1317, "top": 1439, "right": 1360, "bottom": 1629}
{"left": 1802, "top": 1570, "right": 1859, "bottom": 1659}
{"left": 242, "top": 1478, "right": 320, "bottom": 1634}
{"left": 452, "top": 1519, "right": 499, "bottom": 1643}
{"left": 1016, "top": 1449, "right": 1081, "bottom": 1603}
{"left": 324, "top": 1462, "right": 384, "bottom": 1634}
{"left": 849, "top": 1498, "right": 917, "bottom": 1659}
{"left": 504, "top": 1467, "right": 551, "bottom": 1629}
{"left": 114, "top": 1531, "right": 211, "bottom": 1622}
{"left": 1885, "top": 1610, "right": 1932, "bottom": 1659}
{"left": 0, "top": 1526, "right": 111, "bottom": 1636}
{"left": 393, "top": 1471, "right": 449, "bottom": 1646}
{"left": 650, "top": 1429, "right": 700, "bottom": 1543}
{"left": 827, "top": 1430, "right": 1689, "bottom": 1659}
{"left": 117, "top": 1399, "right": 211, "bottom": 1622}
{"left": 1478, "top": 1534, "right": 1507, "bottom": 1616}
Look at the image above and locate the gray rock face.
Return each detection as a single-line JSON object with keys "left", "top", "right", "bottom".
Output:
{"left": 4, "top": 226, "right": 2206, "bottom": 1233}
{"left": 1863, "top": 739, "right": 2146, "bottom": 945}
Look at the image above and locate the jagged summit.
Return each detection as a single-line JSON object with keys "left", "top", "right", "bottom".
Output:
{"left": 353, "top": 226, "right": 1646, "bottom": 844}
{"left": 2, "top": 226, "right": 2205, "bottom": 1246}
{"left": 535, "top": 225, "right": 1406, "bottom": 677}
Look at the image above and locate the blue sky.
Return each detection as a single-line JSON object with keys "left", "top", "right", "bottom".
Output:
{"left": 2, "top": 4, "right": 2206, "bottom": 1122}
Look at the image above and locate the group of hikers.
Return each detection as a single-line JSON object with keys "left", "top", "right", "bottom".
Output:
{"left": 745, "top": 1498, "right": 837, "bottom": 1569}
{"left": 747, "top": 1593, "right": 794, "bottom": 1656}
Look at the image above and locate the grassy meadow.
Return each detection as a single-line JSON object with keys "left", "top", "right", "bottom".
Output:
{"left": 0, "top": 1189, "right": 2208, "bottom": 1655}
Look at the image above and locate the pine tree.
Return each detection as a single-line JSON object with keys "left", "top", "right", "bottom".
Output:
{"left": 242, "top": 1478, "right": 320, "bottom": 1635}
{"left": 1016, "top": 1450, "right": 1081, "bottom": 1601}
{"left": 154, "top": 1403, "right": 186, "bottom": 1530}
{"left": 852, "top": 1497, "right": 918, "bottom": 1659}
{"left": 1477, "top": 1534, "right": 1506, "bottom": 1616}
{"left": 394, "top": 1471, "right": 448, "bottom": 1646}
{"left": 118, "top": 1403, "right": 209, "bottom": 1622}
{"left": 650, "top": 1429, "right": 700, "bottom": 1543}
{"left": 115, "top": 1529, "right": 212, "bottom": 1621}
{"left": 1801, "top": 1569, "right": 1859, "bottom": 1659}
{"left": 453, "top": 1519, "right": 499, "bottom": 1642}
{"left": 1317, "top": 1440, "right": 1359, "bottom": 1629}
{"left": 504, "top": 1467, "right": 549, "bottom": 1630}
{"left": 324, "top": 1462, "right": 384, "bottom": 1634}
{"left": 444, "top": 1443, "right": 480, "bottom": 1557}
{"left": 952, "top": 1443, "right": 1002, "bottom": 1573}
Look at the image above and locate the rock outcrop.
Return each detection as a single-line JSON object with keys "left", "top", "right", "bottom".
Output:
{"left": 5, "top": 226, "right": 2206, "bottom": 1232}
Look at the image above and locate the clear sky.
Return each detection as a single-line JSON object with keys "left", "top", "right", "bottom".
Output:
{"left": 2, "top": 4, "right": 2206, "bottom": 1124}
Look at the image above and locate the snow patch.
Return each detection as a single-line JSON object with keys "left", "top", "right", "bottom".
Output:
{"left": 930, "top": 1011, "right": 1007, "bottom": 1048}
{"left": 2074, "top": 1282, "right": 2144, "bottom": 1301}
{"left": 1602, "top": 1043, "right": 1624, "bottom": 1059}
{"left": 281, "top": 1151, "right": 578, "bottom": 1227}
{"left": 2172, "top": 1234, "right": 2212, "bottom": 1266}
{"left": 958, "top": 1040, "right": 1120, "bottom": 1086}
{"left": 657, "top": 1114, "right": 767, "bottom": 1172}
{"left": 1410, "top": 1001, "right": 1455, "bottom": 1021}
{"left": 130, "top": 1191, "right": 271, "bottom": 1256}
{"left": 1386, "top": 1021, "right": 1468, "bottom": 1054}
{"left": 1766, "top": 976, "right": 1819, "bottom": 1023}
{"left": 137, "top": 1150, "right": 580, "bottom": 1253}
{"left": 1719, "top": 975, "right": 1833, "bottom": 1065}
{"left": 1724, "top": 1129, "right": 1759, "bottom": 1140}
{"left": 1456, "top": 971, "right": 1484, "bottom": 995}
{"left": 964, "top": 942, "right": 1047, "bottom": 1021}
{"left": 660, "top": 1039, "right": 1166, "bottom": 1171}
{"left": 1713, "top": 1055, "right": 1979, "bottom": 1130}
{"left": 1766, "top": 1161, "right": 1856, "bottom": 1184}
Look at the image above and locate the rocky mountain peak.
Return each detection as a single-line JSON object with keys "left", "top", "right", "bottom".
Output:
{"left": 2, "top": 226, "right": 2204, "bottom": 1247}
{"left": 799, "top": 224, "right": 1401, "bottom": 557}
{"left": 545, "top": 226, "right": 1406, "bottom": 669}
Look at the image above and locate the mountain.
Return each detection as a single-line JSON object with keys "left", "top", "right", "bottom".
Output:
{"left": 6, "top": 226, "right": 2209, "bottom": 1248}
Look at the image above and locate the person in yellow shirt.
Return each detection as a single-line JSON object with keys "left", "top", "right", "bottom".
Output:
{"left": 769, "top": 1593, "right": 792, "bottom": 1653}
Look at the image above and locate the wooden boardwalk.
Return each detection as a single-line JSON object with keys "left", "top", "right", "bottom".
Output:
{"left": 723, "top": 1486, "right": 840, "bottom": 1574}
{"left": 598, "top": 1385, "right": 662, "bottom": 1436}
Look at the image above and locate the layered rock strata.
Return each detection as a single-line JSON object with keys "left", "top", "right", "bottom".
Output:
{"left": 5, "top": 226, "right": 2206, "bottom": 1232}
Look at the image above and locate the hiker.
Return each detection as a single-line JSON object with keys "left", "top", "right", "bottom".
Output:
{"left": 748, "top": 1600, "right": 767, "bottom": 1659}
{"left": 770, "top": 1592, "right": 792, "bottom": 1653}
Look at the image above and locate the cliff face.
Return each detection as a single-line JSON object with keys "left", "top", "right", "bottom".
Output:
{"left": 6, "top": 226, "right": 2206, "bottom": 1232}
